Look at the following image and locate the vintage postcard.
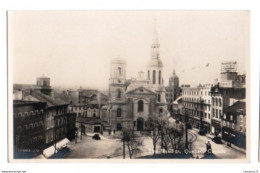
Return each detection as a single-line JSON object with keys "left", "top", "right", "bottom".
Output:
{"left": 8, "top": 11, "right": 250, "bottom": 162}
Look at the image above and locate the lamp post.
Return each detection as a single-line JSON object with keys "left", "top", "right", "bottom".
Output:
{"left": 198, "top": 97, "right": 205, "bottom": 135}
{"left": 184, "top": 106, "right": 189, "bottom": 150}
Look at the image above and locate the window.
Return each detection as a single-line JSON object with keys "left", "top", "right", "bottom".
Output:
{"left": 117, "top": 108, "right": 122, "bottom": 117}
{"left": 158, "top": 94, "right": 161, "bottom": 102}
{"left": 159, "top": 70, "right": 161, "bottom": 84}
{"left": 29, "top": 111, "right": 34, "bottom": 116}
{"left": 219, "top": 98, "right": 222, "bottom": 107}
{"left": 208, "top": 113, "right": 211, "bottom": 119}
{"left": 240, "top": 126, "right": 243, "bottom": 132}
{"left": 153, "top": 70, "right": 156, "bottom": 84}
{"left": 118, "top": 67, "right": 122, "bottom": 76}
{"left": 148, "top": 70, "right": 150, "bottom": 80}
{"left": 24, "top": 112, "right": 28, "bottom": 117}
{"left": 138, "top": 100, "right": 144, "bottom": 112}
{"left": 212, "top": 108, "right": 215, "bottom": 117}
{"left": 117, "top": 89, "right": 121, "bottom": 99}
{"left": 93, "top": 113, "right": 96, "bottom": 117}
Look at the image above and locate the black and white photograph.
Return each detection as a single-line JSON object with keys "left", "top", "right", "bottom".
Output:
{"left": 8, "top": 10, "right": 249, "bottom": 161}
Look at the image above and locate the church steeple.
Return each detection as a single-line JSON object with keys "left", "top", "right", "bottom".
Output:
{"left": 151, "top": 19, "right": 160, "bottom": 60}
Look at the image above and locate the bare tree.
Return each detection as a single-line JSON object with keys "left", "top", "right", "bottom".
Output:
{"left": 146, "top": 116, "right": 161, "bottom": 155}
{"left": 122, "top": 129, "right": 143, "bottom": 159}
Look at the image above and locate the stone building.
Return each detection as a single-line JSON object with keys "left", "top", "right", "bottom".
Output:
{"left": 210, "top": 85, "right": 245, "bottom": 136}
{"left": 181, "top": 84, "right": 212, "bottom": 133}
{"left": 13, "top": 100, "right": 46, "bottom": 158}
{"left": 222, "top": 101, "right": 246, "bottom": 148}
{"left": 103, "top": 24, "right": 168, "bottom": 131}
{"left": 13, "top": 77, "right": 76, "bottom": 158}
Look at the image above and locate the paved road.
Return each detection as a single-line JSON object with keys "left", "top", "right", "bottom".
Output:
{"left": 64, "top": 135, "right": 123, "bottom": 159}
{"left": 188, "top": 129, "right": 246, "bottom": 159}
{"left": 63, "top": 130, "right": 246, "bottom": 159}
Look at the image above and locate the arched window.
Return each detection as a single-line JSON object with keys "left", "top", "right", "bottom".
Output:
{"left": 138, "top": 100, "right": 144, "bottom": 112}
{"left": 117, "top": 89, "right": 121, "bottom": 99}
{"left": 159, "top": 108, "right": 163, "bottom": 116}
{"left": 153, "top": 70, "right": 156, "bottom": 84}
{"left": 158, "top": 94, "right": 161, "bottom": 102}
{"left": 118, "top": 67, "right": 121, "bottom": 76}
{"left": 159, "top": 70, "right": 161, "bottom": 84}
{"left": 117, "top": 108, "right": 122, "bottom": 117}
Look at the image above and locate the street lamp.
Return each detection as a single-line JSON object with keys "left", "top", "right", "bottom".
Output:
{"left": 183, "top": 106, "right": 189, "bottom": 150}
{"left": 198, "top": 97, "right": 205, "bottom": 135}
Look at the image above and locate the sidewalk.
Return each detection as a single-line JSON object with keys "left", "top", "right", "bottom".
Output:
{"left": 191, "top": 128, "right": 246, "bottom": 154}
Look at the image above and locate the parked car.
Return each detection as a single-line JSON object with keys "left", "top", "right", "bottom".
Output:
{"left": 212, "top": 136, "right": 222, "bottom": 144}
{"left": 92, "top": 134, "right": 101, "bottom": 140}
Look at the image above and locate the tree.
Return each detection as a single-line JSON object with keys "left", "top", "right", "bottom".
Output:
{"left": 146, "top": 116, "right": 161, "bottom": 155}
{"left": 122, "top": 129, "right": 143, "bottom": 159}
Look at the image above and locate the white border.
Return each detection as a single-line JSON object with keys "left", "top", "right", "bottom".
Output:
{"left": 1, "top": 0, "right": 260, "bottom": 173}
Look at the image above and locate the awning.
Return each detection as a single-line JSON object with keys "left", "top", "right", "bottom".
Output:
{"left": 43, "top": 146, "right": 57, "bottom": 158}
{"left": 56, "top": 138, "right": 70, "bottom": 150}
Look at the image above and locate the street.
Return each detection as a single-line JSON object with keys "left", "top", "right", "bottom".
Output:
{"left": 62, "top": 129, "right": 245, "bottom": 159}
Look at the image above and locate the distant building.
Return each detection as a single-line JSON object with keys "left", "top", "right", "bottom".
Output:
{"left": 13, "top": 100, "right": 46, "bottom": 158}
{"left": 165, "top": 70, "right": 181, "bottom": 114}
{"left": 219, "top": 61, "right": 246, "bottom": 88}
{"left": 181, "top": 84, "right": 212, "bottom": 133}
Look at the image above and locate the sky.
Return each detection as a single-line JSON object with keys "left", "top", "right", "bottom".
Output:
{"left": 8, "top": 11, "right": 249, "bottom": 89}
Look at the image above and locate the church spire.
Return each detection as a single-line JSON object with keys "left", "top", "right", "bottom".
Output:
{"left": 151, "top": 19, "right": 160, "bottom": 59}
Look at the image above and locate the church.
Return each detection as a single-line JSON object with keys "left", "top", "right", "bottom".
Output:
{"left": 100, "top": 24, "right": 168, "bottom": 131}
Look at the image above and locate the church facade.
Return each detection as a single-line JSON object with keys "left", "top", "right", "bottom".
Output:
{"left": 102, "top": 25, "right": 168, "bottom": 131}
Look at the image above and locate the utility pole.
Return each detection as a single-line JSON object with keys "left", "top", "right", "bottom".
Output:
{"left": 199, "top": 98, "right": 205, "bottom": 134}
{"left": 185, "top": 108, "right": 189, "bottom": 150}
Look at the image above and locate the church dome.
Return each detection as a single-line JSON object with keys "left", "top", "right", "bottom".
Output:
{"left": 169, "top": 70, "right": 179, "bottom": 82}
{"left": 147, "top": 58, "right": 163, "bottom": 68}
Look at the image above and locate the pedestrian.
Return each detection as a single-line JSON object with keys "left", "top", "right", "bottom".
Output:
{"left": 108, "top": 129, "right": 111, "bottom": 135}
{"left": 205, "top": 141, "right": 212, "bottom": 153}
{"left": 113, "top": 129, "right": 116, "bottom": 134}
